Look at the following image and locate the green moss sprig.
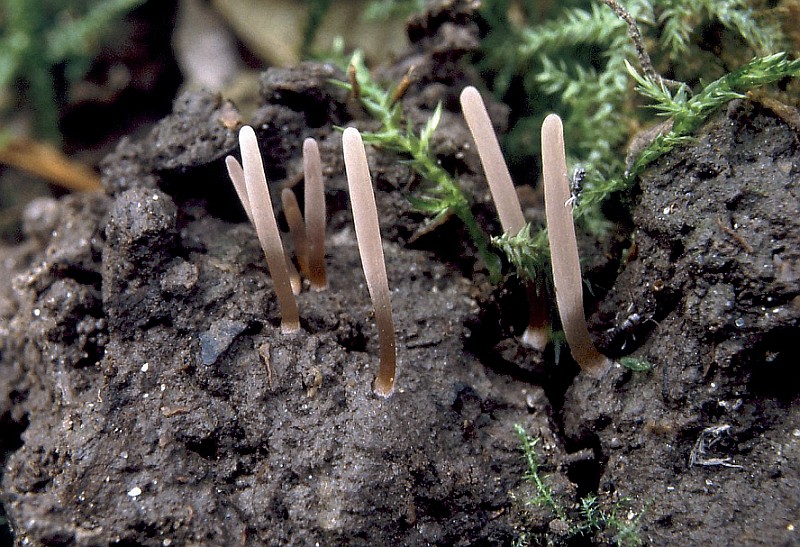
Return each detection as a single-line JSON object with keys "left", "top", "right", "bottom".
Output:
{"left": 476, "top": 0, "right": 792, "bottom": 233}
{"left": 492, "top": 224, "right": 551, "bottom": 294}
{"left": 333, "top": 51, "right": 502, "bottom": 280}
{"left": 624, "top": 52, "right": 800, "bottom": 180}
{"left": 514, "top": 424, "right": 566, "bottom": 521}
{"left": 514, "top": 424, "right": 645, "bottom": 547}
{"left": 0, "top": 0, "right": 145, "bottom": 142}
{"left": 572, "top": 494, "right": 645, "bottom": 547}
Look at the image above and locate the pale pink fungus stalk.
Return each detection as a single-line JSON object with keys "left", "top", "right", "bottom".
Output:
{"left": 236, "top": 125, "right": 300, "bottom": 334}
{"left": 460, "top": 85, "right": 549, "bottom": 350}
{"left": 342, "top": 127, "right": 397, "bottom": 397}
{"left": 541, "top": 114, "right": 611, "bottom": 378}
{"left": 284, "top": 249, "right": 302, "bottom": 296}
{"left": 280, "top": 187, "right": 310, "bottom": 279}
{"left": 227, "top": 154, "right": 301, "bottom": 296}
{"left": 303, "top": 137, "right": 328, "bottom": 291}
{"left": 225, "top": 155, "right": 253, "bottom": 225}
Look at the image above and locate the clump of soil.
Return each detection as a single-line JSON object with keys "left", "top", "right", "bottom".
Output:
{"left": 568, "top": 99, "right": 800, "bottom": 544}
{"left": 1, "top": 1, "right": 798, "bottom": 546}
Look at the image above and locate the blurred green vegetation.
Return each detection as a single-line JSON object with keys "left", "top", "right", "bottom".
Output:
{"left": 0, "top": 0, "right": 145, "bottom": 144}
{"left": 474, "top": 0, "right": 795, "bottom": 219}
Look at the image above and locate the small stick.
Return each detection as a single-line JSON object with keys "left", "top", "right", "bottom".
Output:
{"left": 0, "top": 138, "right": 101, "bottom": 192}
{"left": 598, "top": 0, "right": 682, "bottom": 90}
{"left": 716, "top": 216, "right": 754, "bottom": 254}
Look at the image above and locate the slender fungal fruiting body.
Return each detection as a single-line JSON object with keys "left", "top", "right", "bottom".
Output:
{"left": 342, "top": 127, "right": 397, "bottom": 397}
{"left": 236, "top": 125, "right": 300, "bottom": 334}
{"left": 303, "top": 138, "right": 328, "bottom": 291}
{"left": 225, "top": 155, "right": 254, "bottom": 225}
{"left": 281, "top": 187, "right": 310, "bottom": 279}
{"left": 284, "top": 249, "right": 302, "bottom": 296}
{"left": 541, "top": 114, "right": 610, "bottom": 378}
{"left": 460, "top": 86, "right": 549, "bottom": 350}
{"left": 228, "top": 155, "right": 301, "bottom": 296}
{"left": 460, "top": 86, "right": 525, "bottom": 234}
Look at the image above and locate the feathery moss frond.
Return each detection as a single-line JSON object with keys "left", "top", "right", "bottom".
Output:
{"left": 477, "top": 0, "right": 794, "bottom": 243}
{"left": 514, "top": 424, "right": 566, "bottom": 520}
{"left": 492, "top": 224, "right": 551, "bottom": 292}
{"left": 658, "top": 0, "right": 782, "bottom": 57}
{"left": 514, "top": 425, "right": 644, "bottom": 546}
{"left": 627, "top": 52, "right": 800, "bottom": 178}
{"left": 334, "top": 52, "right": 502, "bottom": 280}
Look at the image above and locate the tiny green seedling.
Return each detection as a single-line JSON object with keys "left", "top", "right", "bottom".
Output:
{"left": 514, "top": 425, "right": 645, "bottom": 546}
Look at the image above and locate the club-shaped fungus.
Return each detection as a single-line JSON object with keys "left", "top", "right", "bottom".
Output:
{"left": 541, "top": 114, "right": 611, "bottom": 378}
{"left": 281, "top": 187, "right": 310, "bottom": 279}
{"left": 303, "top": 137, "right": 328, "bottom": 291}
{"left": 342, "top": 127, "right": 397, "bottom": 397}
{"left": 460, "top": 86, "right": 549, "bottom": 350}
{"left": 225, "top": 155, "right": 254, "bottom": 225}
{"left": 233, "top": 125, "right": 300, "bottom": 334}
{"left": 227, "top": 155, "right": 301, "bottom": 296}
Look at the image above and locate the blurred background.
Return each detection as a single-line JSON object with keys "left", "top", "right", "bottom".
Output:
{"left": 0, "top": 0, "right": 415, "bottom": 244}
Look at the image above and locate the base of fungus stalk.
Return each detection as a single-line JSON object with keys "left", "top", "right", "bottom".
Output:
{"left": 280, "top": 321, "right": 301, "bottom": 335}
{"left": 521, "top": 283, "right": 550, "bottom": 350}
{"left": 575, "top": 350, "right": 612, "bottom": 379}
{"left": 521, "top": 326, "right": 549, "bottom": 351}
{"left": 372, "top": 376, "right": 395, "bottom": 398}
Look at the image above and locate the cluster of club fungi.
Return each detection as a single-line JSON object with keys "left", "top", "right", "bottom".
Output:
{"left": 226, "top": 87, "right": 611, "bottom": 399}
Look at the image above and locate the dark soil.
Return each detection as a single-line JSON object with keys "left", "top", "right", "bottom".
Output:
{"left": 1, "top": 2, "right": 798, "bottom": 546}
{"left": 567, "top": 98, "right": 800, "bottom": 546}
